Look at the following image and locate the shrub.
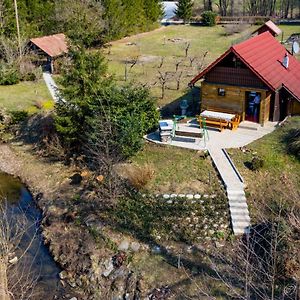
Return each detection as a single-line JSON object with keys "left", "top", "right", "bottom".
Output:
{"left": 249, "top": 156, "right": 264, "bottom": 171}
{"left": 21, "top": 72, "right": 37, "bottom": 82}
{"left": 285, "top": 128, "right": 300, "bottom": 158}
{"left": 0, "top": 65, "right": 20, "bottom": 85}
{"left": 9, "top": 110, "right": 29, "bottom": 124}
{"left": 201, "top": 11, "right": 217, "bottom": 26}
{"left": 126, "top": 164, "right": 155, "bottom": 190}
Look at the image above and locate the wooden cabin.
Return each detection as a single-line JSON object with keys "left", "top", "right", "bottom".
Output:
{"left": 190, "top": 31, "right": 300, "bottom": 125}
{"left": 29, "top": 33, "right": 68, "bottom": 73}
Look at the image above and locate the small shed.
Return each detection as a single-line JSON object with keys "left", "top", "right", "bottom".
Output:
{"left": 29, "top": 33, "right": 68, "bottom": 73}
{"left": 252, "top": 20, "right": 282, "bottom": 37}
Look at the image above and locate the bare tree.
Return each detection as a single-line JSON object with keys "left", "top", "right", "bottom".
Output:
{"left": 124, "top": 56, "right": 139, "bottom": 81}
{"left": 0, "top": 202, "right": 39, "bottom": 300}
{"left": 190, "top": 199, "right": 300, "bottom": 300}
{"left": 158, "top": 56, "right": 164, "bottom": 69}
{"left": 157, "top": 71, "right": 172, "bottom": 99}
{"left": 184, "top": 42, "right": 190, "bottom": 58}
{"left": 175, "top": 71, "right": 183, "bottom": 90}
{"left": 197, "top": 51, "right": 208, "bottom": 72}
{"left": 175, "top": 59, "right": 183, "bottom": 72}
{"left": 189, "top": 56, "right": 196, "bottom": 67}
{"left": 217, "top": 0, "right": 230, "bottom": 15}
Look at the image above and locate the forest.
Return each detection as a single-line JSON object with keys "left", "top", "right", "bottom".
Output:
{"left": 0, "top": 0, "right": 163, "bottom": 45}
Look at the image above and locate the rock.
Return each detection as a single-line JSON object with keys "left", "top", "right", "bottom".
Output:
{"left": 163, "top": 194, "right": 170, "bottom": 199}
{"left": 112, "top": 252, "right": 126, "bottom": 268}
{"left": 170, "top": 194, "right": 177, "bottom": 198}
{"left": 103, "top": 258, "right": 114, "bottom": 277}
{"left": 69, "top": 173, "right": 82, "bottom": 185}
{"left": 194, "top": 194, "right": 201, "bottom": 199}
{"left": 130, "top": 242, "right": 140, "bottom": 252}
{"left": 166, "top": 200, "right": 172, "bottom": 204}
{"left": 186, "top": 194, "right": 194, "bottom": 199}
{"left": 215, "top": 241, "right": 225, "bottom": 248}
{"left": 96, "top": 175, "right": 104, "bottom": 183}
{"left": 151, "top": 245, "right": 162, "bottom": 254}
{"left": 178, "top": 194, "right": 185, "bottom": 198}
{"left": 35, "top": 192, "right": 43, "bottom": 202}
{"left": 8, "top": 256, "right": 18, "bottom": 265}
{"left": 59, "top": 270, "right": 68, "bottom": 280}
{"left": 118, "top": 239, "right": 130, "bottom": 251}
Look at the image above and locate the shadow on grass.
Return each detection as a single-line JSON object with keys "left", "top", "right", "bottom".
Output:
{"left": 281, "top": 127, "right": 300, "bottom": 160}
{"left": 160, "top": 86, "right": 200, "bottom": 118}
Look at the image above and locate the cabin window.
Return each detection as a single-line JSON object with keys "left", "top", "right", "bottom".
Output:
{"left": 218, "top": 88, "right": 226, "bottom": 96}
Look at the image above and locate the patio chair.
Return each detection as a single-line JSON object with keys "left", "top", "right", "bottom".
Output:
{"left": 230, "top": 114, "right": 241, "bottom": 130}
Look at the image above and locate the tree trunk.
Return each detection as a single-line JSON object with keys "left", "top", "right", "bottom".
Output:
{"left": 0, "top": 261, "right": 9, "bottom": 300}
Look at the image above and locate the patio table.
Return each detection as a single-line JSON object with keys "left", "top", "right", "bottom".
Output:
{"left": 199, "top": 110, "right": 236, "bottom": 131}
{"left": 200, "top": 110, "right": 236, "bottom": 122}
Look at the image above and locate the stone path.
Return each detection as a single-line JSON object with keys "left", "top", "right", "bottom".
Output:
{"left": 42, "top": 72, "right": 62, "bottom": 103}
{"left": 146, "top": 121, "right": 277, "bottom": 235}
{"left": 208, "top": 148, "right": 250, "bottom": 235}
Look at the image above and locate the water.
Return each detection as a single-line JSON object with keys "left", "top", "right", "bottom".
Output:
{"left": 0, "top": 173, "right": 66, "bottom": 299}
{"left": 162, "top": 1, "right": 178, "bottom": 20}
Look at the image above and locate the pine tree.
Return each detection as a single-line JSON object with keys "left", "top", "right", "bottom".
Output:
{"left": 175, "top": 0, "right": 194, "bottom": 23}
{"left": 143, "top": 0, "right": 163, "bottom": 22}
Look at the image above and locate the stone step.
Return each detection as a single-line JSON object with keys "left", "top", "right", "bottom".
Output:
{"left": 233, "top": 227, "right": 250, "bottom": 235}
{"left": 231, "top": 214, "right": 251, "bottom": 222}
{"left": 227, "top": 190, "right": 246, "bottom": 196}
{"left": 230, "top": 207, "right": 250, "bottom": 215}
{"left": 232, "top": 220, "right": 250, "bottom": 229}
{"left": 229, "top": 202, "right": 249, "bottom": 209}
{"left": 228, "top": 196, "right": 247, "bottom": 202}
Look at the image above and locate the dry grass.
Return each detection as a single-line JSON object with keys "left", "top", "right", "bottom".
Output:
{"left": 123, "top": 163, "right": 155, "bottom": 190}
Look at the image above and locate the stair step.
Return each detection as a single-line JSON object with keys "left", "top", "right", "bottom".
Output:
{"left": 230, "top": 207, "right": 250, "bottom": 215}
{"left": 231, "top": 215, "right": 251, "bottom": 222}
{"left": 227, "top": 191, "right": 246, "bottom": 197}
{"left": 229, "top": 201, "right": 248, "bottom": 211}
{"left": 228, "top": 196, "right": 247, "bottom": 201}
{"left": 232, "top": 220, "right": 250, "bottom": 228}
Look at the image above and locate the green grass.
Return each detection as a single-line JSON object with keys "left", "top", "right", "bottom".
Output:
{"left": 106, "top": 24, "right": 299, "bottom": 108}
{"left": 0, "top": 80, "right": 53, "bottom": 113}
{"left": 228, "top": 116, "right": 300, "bottom": 213}
{"left": 128, "top": 143, "right": 222, "bottom": 194}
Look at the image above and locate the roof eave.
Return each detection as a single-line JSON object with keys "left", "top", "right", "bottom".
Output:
{"left": 189, "top": 49, "right": 232, "bottom": 86}
{"left": 230, "top": 47, "right": 276, "bottom": 92}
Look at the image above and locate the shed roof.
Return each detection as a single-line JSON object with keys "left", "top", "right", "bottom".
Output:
{"left": 190, "top": 31, "right": 300, "bottom": 101}
{"left": 253, "top": 20, "right": 282, "bottom": 36}
{"left": 30, "top": 33, "right": 68, "bottom": 57}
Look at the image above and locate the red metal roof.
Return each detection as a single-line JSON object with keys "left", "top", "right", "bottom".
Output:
{"left": 253, "top": 20, "right": 282, "bottom": 36}
{"left": 30, "top": 33, "right": 68, "bottom": 57}
{"left": 190, "top": 32, "right": 300, "bottom": 101}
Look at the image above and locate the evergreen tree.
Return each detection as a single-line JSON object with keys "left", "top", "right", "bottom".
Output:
{"left": 55, "top": 46, "right": 159, "bottom": 158}
{"left": 143, "top": 0, "right": 163, "bottom": 22}
{"left": 101, "top": 0, "right": 126, "bottom": 40}
{"left": 175, "top": 0, "right": 194, "bottom": 22}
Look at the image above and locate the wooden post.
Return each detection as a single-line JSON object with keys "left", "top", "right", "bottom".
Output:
{"left": 273, "top": 91, "right": 280, "bottom": 121}
{"left": 13, "top": 0, "right": 22, "bottom": 59}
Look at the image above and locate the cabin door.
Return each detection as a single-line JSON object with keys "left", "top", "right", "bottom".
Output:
{"left": 245, "top": 91, "right": 261, "bottom": 123}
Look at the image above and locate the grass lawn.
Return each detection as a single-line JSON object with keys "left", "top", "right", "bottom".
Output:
{"left": 0, "top": 80, "right": 53, "bottom": 113}
{"left": 106, "top": 24, "right": 299, "bottom": 109}
{"left": 228, "top": 117, "right": 300, "bottom": 217}
{"left": 121, "top": 142, "right": 223, "bottom": 194}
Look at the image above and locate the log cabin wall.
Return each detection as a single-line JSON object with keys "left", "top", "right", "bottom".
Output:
{"left": 205, "top": 66, "right": 267, "bottom": 89}
{"left": 291, "top": 100, "right": 300, "bottom": 115}
{"left": 201, "top": 82, "right": 270, "bottom": 125}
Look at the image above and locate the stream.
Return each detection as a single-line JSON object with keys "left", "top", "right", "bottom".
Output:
{"left": 0, "top": 172, "right": 68, "bottom": 299}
